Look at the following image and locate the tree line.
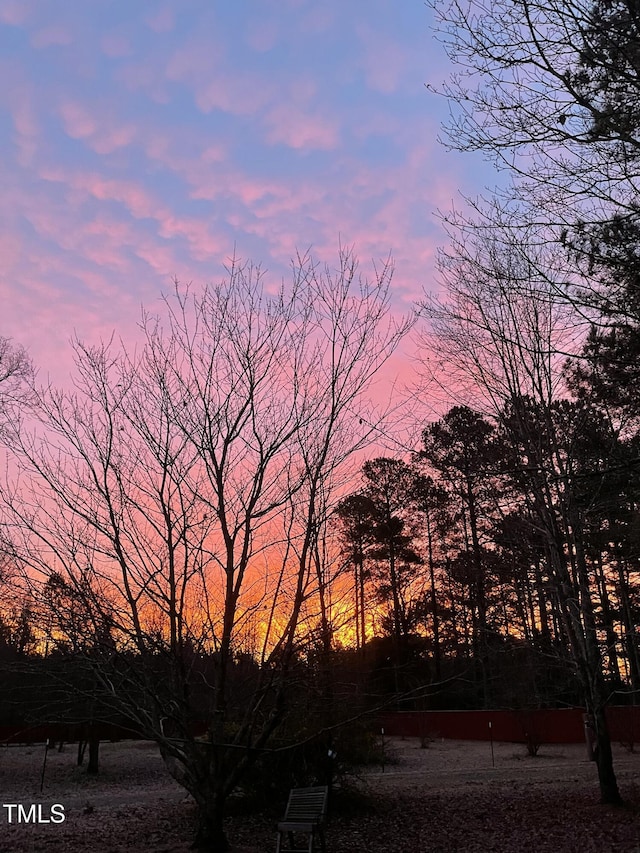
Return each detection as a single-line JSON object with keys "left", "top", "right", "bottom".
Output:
{"left": 422, "top": 0, "right": 640, "bottom": 808}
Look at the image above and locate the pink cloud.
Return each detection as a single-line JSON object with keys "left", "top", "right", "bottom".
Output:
{"left": 37, "top": 162, "right": 229, "bottom": 270}
{"left": 83, "top": 177, "right": 161, "bottom": 220}
{"left": 92, "top": 124, "right": 137, "bottom": 155}
{"left": 0, "top": 231, "right": 23, "bottom": 277}
{"left": 289, "top": 77, "right": 317, "bottom": 105}
{"left": 201, "top": 143, "right": 226, "bottom": 163}
{"left": 101, "top": 32, "right": 134, "bottom": 58}
{"left": 164, "top": 34, "right": 275, "bottom": 116}
{"left": 84, "top": 215, "right": 136, "bottom": 242}
{"left": 102, "top": 111, "right": 452, "bottom": 309}
{"left": 137, "top": 126, "right": 228, "bottom": 186}
{"left": 117, "top": 33, "right": 281, "bottom": 118}
{"left": 56, "top": 100, "right": 138, "bottom": 153}
{"left": 189, "top": 171, "right": 285, "bottom": 207}
{"left": 136, "top": 130, "right": 229, "bottom": 199}
{"left": 39, "top": 167, "right": 165, "bottom": 225}
{"left": 145, "top": 5, "right": 175, "bottom": 34}
{"left": 31, "top": 24, "right": 72, "bottom": 48}
{"left": 355, "top": 25, "right": 408, "bottom": 94}
{"left": 23, "top": 198, "right": 190, "bottom": 288}
{"left": 245, "top": 18, "right": 279, "bottom": 52}
{"left": 116, "top": 59, "right": 171, "bottom": 104}
{"left": 12, "top": 97, "right": 39, "bottom": 143}
{"left": 194, "top": 71, "right": 274, "bottom": 116}
{"left": 0, "top": 192, "right": 187, "bottom": 376}
{"left": 182, "top": 132, "right": 448, "bottom": 312}
{"left": 59, "top": 101, "right": 97, "bottom": 139}
{"left": 165, "top": 35, "right": 221, "bottom": 88}
{"left": 134, "top": 239, "right": 181, "bottom": 277}
{"left": 0, "top": 0, "right": 32, "bottom": 25}
{"left": 158, "top": 215, "right": 227, "bottom": 262}
{"left": 3, "top": 77, "right": 41, "bottom": 165}
{"left": 299, "top": 6, "right": 334, "bottom": 34}
{"left": 264, "top": 105, "right": 339, "bottom": 150}
{"left": 11, "top": 197, "right": 133, "bottom": 279}
{"left": 0, "top": 250, "right": 128, "bottom": 379}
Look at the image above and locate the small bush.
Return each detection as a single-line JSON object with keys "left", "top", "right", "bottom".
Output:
{"left": 236, "top": 719, "right": 385, "bottom": 808}
{"left": 525, "top": 731, "right": 542, "bottom": 756}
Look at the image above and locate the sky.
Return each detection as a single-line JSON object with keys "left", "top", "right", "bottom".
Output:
{"left": 0, "top": 0, "right": 494, "bottom": 393}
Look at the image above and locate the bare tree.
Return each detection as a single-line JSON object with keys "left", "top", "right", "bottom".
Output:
{"left": 0, "top": 338, "right": 33, "bottom": 651}
{"left": 0, "top": 337, "right": 32, "bottom": 430}
{"left": 0, "top": 335, "right": 31, "bottom": 392}
{"left": 430, "top": 0, "right": 640, "bottom": 330}
{"left": 430, "top": 0, "right": 640, "bottom": 215}
{"left": 420, "top": 228, "right": 623, "bottom": 802}
{"left": 0, "top": 249, "right": 411, "bottom": 851}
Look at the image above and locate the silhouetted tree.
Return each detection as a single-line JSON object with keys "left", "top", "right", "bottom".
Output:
{"left": 0, "top": 249, "right": 411, "bottom": 851}
{"left": 421, "top": 220, "right": 624, "bottom": 801}
{"left": 360, "top": 458, "right": 423, "bottom": 651}
{"left": 407, "top": 473, "right": 450, "bottom": 680}
{"left": 335, "top": 492, "right": 378, "bottom": 654}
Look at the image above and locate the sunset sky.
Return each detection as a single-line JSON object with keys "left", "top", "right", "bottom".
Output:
{"left": 1, "top": 0, "right": 494, "bottom": 395}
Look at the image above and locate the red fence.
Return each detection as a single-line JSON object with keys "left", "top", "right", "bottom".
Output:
{"left": 3, "top": 708, "right": 639, "bottom": 747}
{"left": 381, "top": 707, "right": 640, "bottom": 745}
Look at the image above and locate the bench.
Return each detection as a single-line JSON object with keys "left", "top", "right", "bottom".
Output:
{"left": 275, "top": 785, "right": 328, "bottom": 853}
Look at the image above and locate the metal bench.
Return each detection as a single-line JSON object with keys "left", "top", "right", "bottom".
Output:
{"left": 275, "top": 785, "right": 328, "bottom": 853}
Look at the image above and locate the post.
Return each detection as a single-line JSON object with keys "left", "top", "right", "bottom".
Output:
{"left": 489, "top": 721, "right": 495, "bottom": 768}
{"left": 583, "top": 713, "right": 597, "bottom": 761}
{"left": 381, "top": 727, "right": 385, "bottom": 774}
{"left": 40, "top": 739, "right": 50, "bottom": 793}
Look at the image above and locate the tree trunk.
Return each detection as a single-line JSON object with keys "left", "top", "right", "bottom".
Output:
{"left": 86, "top": 735, "right": 100, "bottom": 775}
{"left": 594, "top": 554, "right": 621, "bottom": 683}
{"left": 617, "top": 560, "right": 640, "bottom": 689}
{"left": 532, "top": 555, "right": 552, "bottom": 647}
{"left": 425, "top": 510, "right": 442, "bottom": 680}
{"left": 592, "top": 705, "right": 623, "bottom": 804}
{"left": 354, "top": 561, "right": 361, "bottom": 652}
{"left": 192, "top": 793, "right": 229, "bottom": 852}
{"left": 359, "top": 554, "right": 366, "bottom": 657}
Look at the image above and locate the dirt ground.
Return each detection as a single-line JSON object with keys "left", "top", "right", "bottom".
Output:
{"left": 1, "top": 736, "right": 639, "bottom": 852}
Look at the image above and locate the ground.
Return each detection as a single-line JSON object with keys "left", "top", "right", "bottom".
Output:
{"left": 0, "top": 736, "right": 639, "bottom": 852}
